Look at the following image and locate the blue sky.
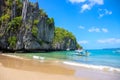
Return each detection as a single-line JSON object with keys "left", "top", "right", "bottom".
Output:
{"left": 30, "top": 0, "right": 120, "bottom": 49}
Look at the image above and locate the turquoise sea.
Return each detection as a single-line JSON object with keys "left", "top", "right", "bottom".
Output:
{"left": 73, "top": 49, "right": 120, "bottom": 68}
{"left": 16, "top": 48, "right": 120, "bottom": 72}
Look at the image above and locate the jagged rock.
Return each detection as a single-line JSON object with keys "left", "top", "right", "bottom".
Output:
{"left": 37, "top": 17, "right": 54, "bottom": 43}
{"left": 52, "top": 39, "right": 76, "bottom": 50}
{"left": 0, "top": 0, "right": 5, "bottom": 16}
{"left": 16, "top": 0, "right": 54, "bottom": 50}
{"left": 0, "top": 0, "right": 80, "bottom": 52}
{"left": 11, "top": 0, "right": 16, "bottom": 19}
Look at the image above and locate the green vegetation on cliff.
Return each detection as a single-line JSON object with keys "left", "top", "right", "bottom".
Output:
{"left": 53, "top": 27, "right": 76, "bottom": 43}
{"left": 7, "top": 16, "right": 22, "bottom": 32}
{"left": 32, "top": 26, "right": 38, "bottom": 37}
{"left": 39, "top": 9, "right": 47, "bottom": 17}
{"left": 0, "top": 0, "right": 82, "bottom": 51}
{"left": 52, "top": 27, "right": 82, "bottom": 49}
{"left": 8, "top": 36, "right": 17, "bottom": 48}
{"left": 32, "top": 19, "right": 39, "bottom": 37}
{"left": 47, "top": 18, "right": 54, "bottom": 25}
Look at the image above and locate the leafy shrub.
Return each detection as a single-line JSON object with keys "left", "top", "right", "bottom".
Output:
{"left": 1, "top": 14, "right": 10, "bottom": 22}
{"left": 53, "top": 27, "right": 81, "bottom": 49}
{"left": 7, "top": 16, "right": 22, "bottom": 32}
{"left": 6, "top": 0, "right": 12, "bottom": 7}
{"left": 54, "top": 27, "right": 76, "bottom": 42}
{"left": 39, "top": 9, "right": 47, "bottom": 17}
{"left": 32, "top": 26, "right": 38, "bottom": 37}
{"left": 47, "top": 18, "right": 54, "bottom": 25}
{"left": 34, "top": 19, "right": 39, "bottom": 25}
{"left": 8, "top": 36, "right": 17, "bottom": 48}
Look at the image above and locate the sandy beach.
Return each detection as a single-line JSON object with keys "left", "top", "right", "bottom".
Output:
{"left": 0, "top": 54, "right": 120, "bottom": 80}
{"left": 0, "top": 54, "right": 87, "bottom": 80}
{"left": 0, "top": 65, "right": 85, "bottom": 80}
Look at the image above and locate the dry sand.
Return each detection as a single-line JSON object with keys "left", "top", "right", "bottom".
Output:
{"left": 0, "top": 65, "right": 86, "bottom": 80}
{"left": 0, "top": 54, "right": 87, "bottom": 80}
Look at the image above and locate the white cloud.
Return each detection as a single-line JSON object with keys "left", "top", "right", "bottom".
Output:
{"left": 105, "top": 9, "right": 112, "bottom": 15}
{"left": 69, "top": 0, "right": 104, "bottom": 13}
{"left": 88, "top": 27, "right": 109, "bottom": 33}
{"left": 88, "top": 27, "right": 100, "bottom": 32}
{"left": 79, "top": 25, "right": 85, "bottom": 29}
{"left": 97, "top": 38, "right": 120, "bottom": 44}
{"left": 98, "top": 9, "right": 112, "bottom": 18}
{"left": 81, "top": 4, "right": 91, "bottom": 13}
{"left": 102, "top": 28, "right": 108, "bottom": 33}
{"left": 69, "top": 0, "right": 86, "bottom": 3}
{"left": 89, "top": 0, "right": 104, "bottom": 5}
{"left": 79, "top": 40, "right": 88, "bottom": 44}
{"left": 80, "top": 0, "right": 104, "bottom": 13}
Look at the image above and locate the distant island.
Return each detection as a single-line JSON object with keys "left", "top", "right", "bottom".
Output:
{"left": 0, "top": 0, "right": 81, "bottom": 52}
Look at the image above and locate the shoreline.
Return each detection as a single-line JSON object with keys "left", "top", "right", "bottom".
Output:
{"left": 2, "top": 53, "right": 120, "bottom": 73}
{"left": 0, "top": 53, "right": 120, "bottom": 80}
{"left": 0, "top": 54, "right": 87, "bottom": 80}
{"left": 63, "top": 61, "right": 120, "bottom": 73}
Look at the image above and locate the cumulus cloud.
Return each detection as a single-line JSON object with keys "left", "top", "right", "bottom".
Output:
{"left": 97, "top": 38, "right": 120, "bottom": 44}
{"left": 88, "top": 27, "right": 100, "bottom": 32}
{"left": 81, "top": 4, "right": 91, "bottom": 13}
{"left": 79, "top": 25, "right": 85, "bottom": 29}
{"left": 102, "top": 28, "right": 108, "bottom": 33}
{"left": 69, "top": 0, "right": 86, "bottom": 3}
{"left": 89, "top": 0, "right": 104, "bottom": 5}
{"left": 79, "top": 40, "right": 88, "bottom": 44}
{"left": 98, "top": 9, "right": 112, "bottom": 18}
{"left": 81, "top": 0, "right": 104, "bottom": 13}
{"left": 69, "top": 0, "right": 104, "bottom": 13}
{"left": 88, "top": 27, "right": 108, "bottom": 33}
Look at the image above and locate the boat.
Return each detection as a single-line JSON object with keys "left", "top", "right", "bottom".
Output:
{"left": 74, "top": 49, "right": 90, "bottom": 56}
{"left": 66, "top": 48, "right": 70, "bottom": 51}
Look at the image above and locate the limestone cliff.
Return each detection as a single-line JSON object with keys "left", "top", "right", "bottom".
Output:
{"left": 0, "top": 0, "right": 5, "bottom": 16}
{"left": 0, "top": 0, "right": 81, "bottom": 52}
{"left": 51, "top": 27, "right": 79, "bottom": 50}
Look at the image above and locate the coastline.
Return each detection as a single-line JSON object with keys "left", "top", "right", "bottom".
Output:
{"left": 0, "top": 53, "right": 120, "bottom": 80}
{"left": 0, "top": 65, "right": 85, "bottom": 80}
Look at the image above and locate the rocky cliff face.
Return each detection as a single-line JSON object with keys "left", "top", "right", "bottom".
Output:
{"left": 0, "top": 0, "right": 80, "bottom": 52}
{"left": 51, "top": 27, "right": 79, "bottom": 50}
{"left": 52, "top": 38, "right": 77, "bottom": 50}
{"left": 0, "top": 0, "right": 5, "bottom": 16}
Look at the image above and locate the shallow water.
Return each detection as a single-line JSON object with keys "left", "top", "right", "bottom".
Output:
{"left": 7, "top": 49, "right": 120, "bottom": 73}
{"left": 15, "top": 49, "right": 120, "bottom": 68}
{"left": 0, "top": 54, "right": 74, "bottom": 75}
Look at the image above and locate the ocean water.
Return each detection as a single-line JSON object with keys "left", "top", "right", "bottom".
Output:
{"left": 73, "top": 49, "right": 120, "bottom": 68}
{"left": 40, "top": 49, "right": 120, "bottom": 68}
{"left": 42, "top": 49, "right": 120, "bottom": 72}
{"left": 15, "top": 49, "right": 120, "bottom": 72}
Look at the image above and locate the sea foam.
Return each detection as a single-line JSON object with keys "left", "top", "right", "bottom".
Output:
{"left": 63, "top": 61, "right": 120, "bottom": 72}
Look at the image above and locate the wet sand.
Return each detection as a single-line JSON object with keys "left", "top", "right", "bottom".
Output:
{"left": 0, "top": 54, "right": 87, "bottom": 80}
{"left": 0, "top": 54, "right": 120, "bottom": 80}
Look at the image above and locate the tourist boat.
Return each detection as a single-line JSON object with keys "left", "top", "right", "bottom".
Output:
{"left": 66, "top": 48, "right": 70, "bottom": 51}
{"left": 74, "top": 49, "right": 90, "bottom": 56}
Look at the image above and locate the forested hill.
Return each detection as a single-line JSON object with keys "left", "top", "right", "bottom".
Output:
{"left": 0, "top": 0, "right": 81, "bottom": 52}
